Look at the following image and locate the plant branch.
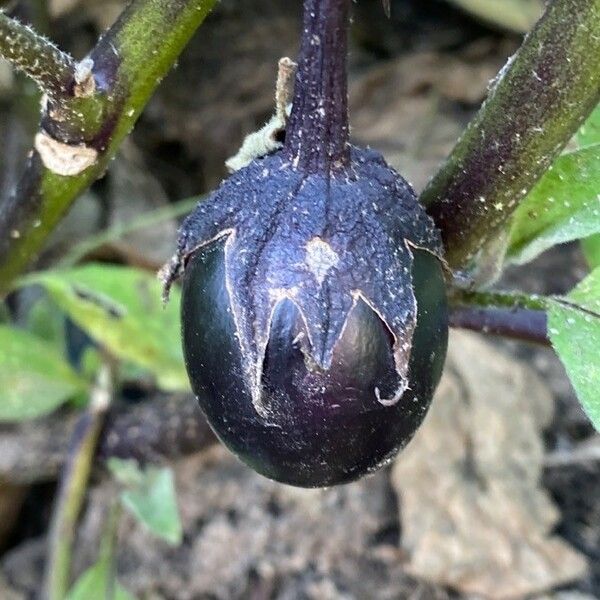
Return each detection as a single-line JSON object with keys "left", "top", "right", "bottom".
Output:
{"left": 449, "top": 305, "right": 549, "bottom": 345}
{"left": 43, "top": 363, "right": 114, "bottom": 600}
{"left": 0, "top": 0, "right": 217, "bottom": 294}
{"left": 451, "top": 288, "right": 547, "bottom": 311}
{"left": 0, "top": 11, "right": 75, "bottom": 98}
{"left": 448, "top": 287, "right": 550, "bottom": 345}
{"left": 421, "top": 0, "right": 600, "bottom": 269}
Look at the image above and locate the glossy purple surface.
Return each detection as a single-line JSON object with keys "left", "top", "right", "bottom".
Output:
{"left": 182, "top": 244, "right": 447, "bottom": 487}
{"left": 168, "top": 0, "right": 449, "bottom": 488}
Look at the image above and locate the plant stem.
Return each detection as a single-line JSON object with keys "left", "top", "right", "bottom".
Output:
{"left": 448, "top": 287, "right": 550, "bottom": 344}
{"left": 285, "top": 0, "right": 350, "bottom": 172}
{"left": 0, "top": 11, "right": 75, "bottom": 98}
{"left": 43, "top": 363, "right": 114, "bottom": 600}
{"left": 0, "top": 0, "right": 217, "bottom": 294}
{"left": 421, "top": 0, "right": 600, "bottom": 269}
{"left": 85, "top": 499, "right": 123, "bottom": 599}
{"left": 449, "top": 305, "right": 549, "bottom": 345}
{"left": 451, "top": 288, "right": 547, "bottom": 311}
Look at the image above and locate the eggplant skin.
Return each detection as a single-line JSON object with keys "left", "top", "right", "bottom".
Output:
{"left": 182, "top": 241, "right": 448, "bottom": 488}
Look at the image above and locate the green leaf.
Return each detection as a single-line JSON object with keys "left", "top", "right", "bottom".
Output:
{"left": 548, "top": 267, "right": 600, "bottom": 430}
{"left": 108, "top": 457, "right": 145, "bottom": 487}
{"left": 66, "top": 561, "right": 135, "bottom": 600}
{"left": 582, "top": 234, "right": 600, "bottom": 269}
{"left": 25, "top": 296, "right": 91, "bottom": 408}
{"left": 0, "top": 302, "right": 9, "bottom": 324}
{"left": 26, "top": 294, "right": 66, "bottom": 354}
{"left": 507, "top": 144, "right": 600, "bottom": 264}
{"left": 446, "top": 0, "right": 543, "bottom": 33}
{"left": 108, "top": 459, "right": 182, "bottom": 546}
{"left": 20, "top": 264, "right": 188, "bottom": 391}
{"left": 0, "top": 326, "right": 86, "bottom": 422}
{"left": 577, "top": 104, "right": 600, "bottom": 148}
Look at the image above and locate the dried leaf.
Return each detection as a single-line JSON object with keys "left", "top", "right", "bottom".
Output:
{"left": 446, "top": 0, "right": 543, "bottom": 33}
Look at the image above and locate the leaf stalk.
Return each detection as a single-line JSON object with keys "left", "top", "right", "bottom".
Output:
{"left": 43, "top": 363, "right": 114, "bottom": 600}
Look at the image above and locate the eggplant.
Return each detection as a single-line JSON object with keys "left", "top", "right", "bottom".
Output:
{"left": 162, "top": 0, "right": 448, "bottom": 487}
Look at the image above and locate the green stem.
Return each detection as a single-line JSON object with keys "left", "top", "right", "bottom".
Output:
{"left": 43, "top": 363, "right": 114, "bottom": 600}
{"left": 86, "top": 499, "right": 123, "bottom": 599}
{"left": 0, "top": 0, "right": 217, "bottom": 294}
{"left": 450, "top": 288, "right": 547, "bottom": 311}
{"left": 421, "top": 0, "right": 600, "bottom": 269}
{"left": 0, "top": 11, "right": 75, "bottom": 98}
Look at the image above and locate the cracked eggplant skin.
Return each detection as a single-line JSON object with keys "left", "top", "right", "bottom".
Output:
{"left": 182, "top": 243, "right": 447, "bottom": 488}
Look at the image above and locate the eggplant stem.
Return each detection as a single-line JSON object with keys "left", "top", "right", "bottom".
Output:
{"left": 285, "top": 0, "right": 350, "bottom": 173}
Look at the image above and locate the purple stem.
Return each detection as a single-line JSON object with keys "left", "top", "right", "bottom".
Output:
{"left": 450, "top": 305, "right": 549, "bottom": 346}
{"left": 285, "top": 0, "right": 350, "bottom": 173}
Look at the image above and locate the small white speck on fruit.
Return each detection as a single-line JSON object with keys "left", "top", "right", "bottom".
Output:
{"left": 305, "top": 237, "right": 339, "bottom": 285}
